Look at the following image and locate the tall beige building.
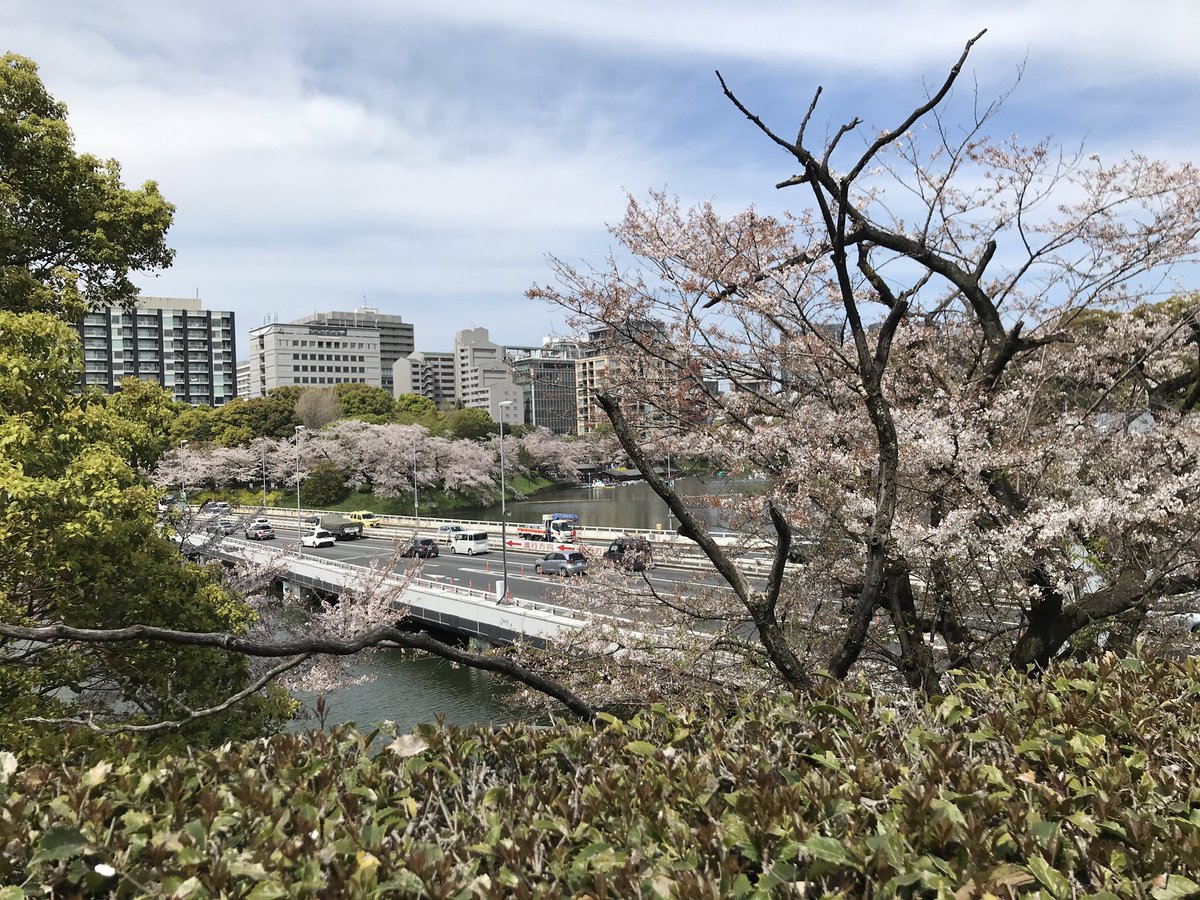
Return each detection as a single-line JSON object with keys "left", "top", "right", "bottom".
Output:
{"left": 246, "top": 321, "right": 381, "bottom": 398}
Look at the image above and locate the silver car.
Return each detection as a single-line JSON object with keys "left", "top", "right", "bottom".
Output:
{"left": 534, "top": 551, "right": 588, "bottom": 577}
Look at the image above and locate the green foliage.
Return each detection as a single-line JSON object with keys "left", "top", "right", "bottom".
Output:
{"left": 334, "top": 382, "right": 395, "bottom": 420}
{"left": 101, "top": 377, "right": 176, "bottom": 470}
{"left": 299, "top": 460, "right": 350, "bottom": 507}
{"left": 443, "top": 406, "right": 496, "bottom": 440}
{"left": 394, "top": 392, "right": 439, "bottom": 426}
{"left": 2, "top": 654, "right": 1198, "bottom": 895}
{"left": 0, "top": 56, "right": 291, "bottom": 748}
{"left": 0, "top": 53, "right": 175, "bottom": 321}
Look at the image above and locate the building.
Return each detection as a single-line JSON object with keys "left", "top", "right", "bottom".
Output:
{"left": 291, "top": 308, "right": 413, "bottom": 394}
{"left": 574, "top": 321, "right": 675, "bottom": 434}
{"left": 510, "top": 337, "right": 582, "bottom": 435}
{"left": 246, "top": 321, "right": 381, "bottom": 398}
{"left": 392, "top": 350, "right": 457, "bottom": 409}
{"left": 236, "top": 360, "right": 250, "bottom": 399}
{"left": 77, "top": 296, "right": 236, "bottom": 406}
{"left": 454, "top": 327, "right": 522, "bottom": 426}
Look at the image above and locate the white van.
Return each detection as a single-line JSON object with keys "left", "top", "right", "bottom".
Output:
{"left": 451, "top": 531, "right": 490, "bottom": 555}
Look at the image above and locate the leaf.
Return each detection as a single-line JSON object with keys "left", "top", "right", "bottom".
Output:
{"left": 625, "top": 740, "right": 658, "bottom": 757}
{"left": 245, "top": 882, "right": 290, "bottom": 900}
{"left": 386, "top": 734, "right": 428, "bottom": 758}
{"left": 1027, "top": 855, "right": 1069, "bottom": 899}
{"left": 1151, "top": 875, "right": 1200, "bottom": 900}
{"left": 0, "top": 751, "right": 16, "bottom": 785}
{"left": 30, "top": 825, "right": 88, "bottom": 864}
{"left": 802, "top": 835, "right": 858, "bottom": 870}
{"left": 82, "top": 760, "right": 112, "bottom": 787}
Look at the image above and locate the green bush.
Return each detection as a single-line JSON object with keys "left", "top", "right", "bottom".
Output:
{"left": 3, "top": 653, "right": 1199, "bottom": 896}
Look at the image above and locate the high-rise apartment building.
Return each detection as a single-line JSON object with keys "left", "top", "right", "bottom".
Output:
{"left": 246, "top": 321, "right": 381, "bottom": 398}
{"left": 454, "top": 327, "right": 522, "bottom": 425}
{"left": 574, "top": 321, "right": 674, "bottom": 434}
{"left": 393, "top": 350, "right": 457, "bottom": 409}
{"left": 291, "top": 308, "right": 413, "bottom": 394}
{"left": 77, "top": 296, "right": 236, "bottom": 406}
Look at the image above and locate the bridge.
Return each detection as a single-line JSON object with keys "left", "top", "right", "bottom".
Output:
{"left": 204, "top": 537, "right": 643, "bottom": 650}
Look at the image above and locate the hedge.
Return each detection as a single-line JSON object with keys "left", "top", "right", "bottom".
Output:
{"left": 2, "top": 652, "right": 1199, "bottom": 897}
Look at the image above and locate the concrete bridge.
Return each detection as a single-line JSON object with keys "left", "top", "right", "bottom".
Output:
{"left": 208, "top": 541, "right": 629, "bottom": 649}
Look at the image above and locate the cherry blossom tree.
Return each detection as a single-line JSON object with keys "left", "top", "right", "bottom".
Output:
{"left": 529, "top": 31, "right": 1200, "bottom": 697}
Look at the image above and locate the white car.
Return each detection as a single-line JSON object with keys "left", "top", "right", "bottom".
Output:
{"left": 437, "top": 524, "right": 465, "bottom": 544}
{"left": 301, "top": 528, "right": 336, "bottom": 549}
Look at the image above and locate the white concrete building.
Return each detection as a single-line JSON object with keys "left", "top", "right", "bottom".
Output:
{"left": 246, "top": 321, "right": 381, "bottom": 398}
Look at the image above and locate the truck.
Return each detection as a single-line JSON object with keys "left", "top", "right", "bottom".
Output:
{"left": 303, "top": 514, "right": 364, "bottom": 541}
{"left": 515, "top": 513, "right": 579, "bottom": 543}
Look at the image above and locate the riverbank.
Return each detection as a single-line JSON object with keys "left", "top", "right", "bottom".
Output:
{"left": 199, "top": 472, "right": 563, "bottom": 517}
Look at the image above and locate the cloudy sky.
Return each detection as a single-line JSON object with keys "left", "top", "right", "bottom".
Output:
{"left": 8, "top": 1, "right": 1200, "bottom": 356}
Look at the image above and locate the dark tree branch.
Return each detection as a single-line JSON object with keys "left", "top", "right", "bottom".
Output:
{"left": 0, "top": 622, "right": 597, "bottom": 721}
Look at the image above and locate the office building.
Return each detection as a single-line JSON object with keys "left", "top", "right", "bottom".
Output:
{"left": 77, "top": 296, "right": 236, "bottom": 406}
{"left": 454, "top": 327, "right": 522, "bottom": 426}
{"left": 236, "top": 360, "right": 250, "bottom": 399}
{"left": 291, "top": 308, "right": 413, "bottom": 394}
{"left": 246, "top": 321, "right": 381, "bottom": 398}
{"left": 393, "top": 350, "right": 457, "bottom": 409}
{"left": 510, "top": 338, "right": 581, "bottom": 435}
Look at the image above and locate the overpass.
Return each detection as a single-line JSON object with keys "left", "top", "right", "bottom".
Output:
{"left": 205, "top": 539, "right": 635, "bottom": 649}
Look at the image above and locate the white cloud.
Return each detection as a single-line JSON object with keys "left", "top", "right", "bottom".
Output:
{"left": 6, "top": 1, "right": 1200, "bottom": 355}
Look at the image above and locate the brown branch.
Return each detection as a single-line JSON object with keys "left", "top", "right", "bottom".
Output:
{"left": 0, "top": 622, "right": 596, "bottom": 721}
{"left": 23, "top": 654, "right": 312, "bottom": 734}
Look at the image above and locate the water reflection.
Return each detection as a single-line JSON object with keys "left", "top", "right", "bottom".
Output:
{"left": 289, "top": 647, "right": 518, "bottom": 733}
{"left": 453, "top": 475, "right": 766, "bottom": 532}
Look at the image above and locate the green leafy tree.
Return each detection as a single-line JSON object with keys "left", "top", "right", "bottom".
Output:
{"left": 0, "top": 56, "right": 292, "bottom": 745}
{"left": 299, "top": 460, "right": 350, "bottom": 507}
{"left": 443, "top": 407, "right": 496, "bottom": 440}
{"left": 0, "top": 54, "right": 174, "bottom": 320}
{"left": 334, "top": 382, "right": 395, "bottom": 421}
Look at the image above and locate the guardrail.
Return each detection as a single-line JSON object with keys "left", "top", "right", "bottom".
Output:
{"left": 218, "top": 537, "right": 644, "bottom": 642}
{"left": 230, "top": 505, "right": 782, "bottom": 577}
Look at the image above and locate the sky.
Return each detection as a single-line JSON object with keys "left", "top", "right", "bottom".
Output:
{"left": 7, "top": 1, "right": 1200, "bottom": 358}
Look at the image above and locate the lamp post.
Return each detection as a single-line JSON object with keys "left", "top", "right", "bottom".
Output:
{"left": 498, "top": 400, "right": 514, "bottom": 602}
{"left": 413, "top": 441, "right": 419, "bottom": 526}
{"left": 260, "top": 440, "right": 268, "bottom": 509}
{"left": 294, "top": 425, "right": 305, "bottom": 550}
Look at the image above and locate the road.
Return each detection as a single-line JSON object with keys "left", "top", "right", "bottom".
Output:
{"left": 230, "top": 527, "right": 750, "bottom": 611}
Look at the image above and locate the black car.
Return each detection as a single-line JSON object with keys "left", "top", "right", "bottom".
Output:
{"left": 603, "top": 536, "right": 652, "bottom": 572}
{"left": 245, "top": 523, "right": 276, "bottom": 540}
{"left": 401, "top": 538, "right": 440, "bottom": 558}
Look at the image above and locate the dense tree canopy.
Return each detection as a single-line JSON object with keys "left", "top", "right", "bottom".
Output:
{"left": 0, "top": 53, "right": 174, "bottom": 321}
{"left": 0, "top": 55, "right": 291, "bottom": 745}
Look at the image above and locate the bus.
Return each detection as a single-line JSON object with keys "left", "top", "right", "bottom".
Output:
{"left": 450, "top": 531, "right": 490, "bottom": 555}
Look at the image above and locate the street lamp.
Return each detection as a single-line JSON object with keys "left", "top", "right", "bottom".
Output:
{"left": 294, "top": 425, "right": 305, "bottom": 549}
{"left": 260, "top": 440, "right": 268, "bottom": 509}
{"left": 498, "top": 400, "right": 514, "bottom": 602}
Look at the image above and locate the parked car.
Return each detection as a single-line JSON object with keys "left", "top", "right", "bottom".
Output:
{"left": 603, "top": 537, "right": 652, "bottom": 572}
{"left": 400, "top": 537, "right": 439, "bottom": 558}
{"left": 206, "top": 517, "right": 238, "bottom": 536}
{"left": 534, "top": 551, "right": 589, "bottom": 577}
{"left": 301, "top": 528, "right": 336, "bottom": 549}
{"left": 245, "top": 522, "right": 275, "bottom": 540}
{"left": 437, "top": 524, "right": 466, "bottom": 544}
{"left": 347, "top": 510, "right": 381, "bottom": 528}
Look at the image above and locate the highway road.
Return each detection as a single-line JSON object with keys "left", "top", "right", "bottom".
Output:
{"left": 226, "top": 527, "right": 750, "bottom": 611}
